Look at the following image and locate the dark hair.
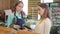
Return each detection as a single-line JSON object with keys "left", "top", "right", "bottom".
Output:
{"left": 38, "top": 3, "right": 51, "bottom": 19}
{"left": 13, "top": 1, "right": 25, "bottom": 16}
{"left": 14, "top": 1, "right": 23, "bottom": 12}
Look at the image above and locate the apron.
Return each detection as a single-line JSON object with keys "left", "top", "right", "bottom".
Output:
{"left": 13, "top": 11, "right": 25, "bottom": 30}
{"left": 15, "top": 16, "right": 25, "bottom": 29}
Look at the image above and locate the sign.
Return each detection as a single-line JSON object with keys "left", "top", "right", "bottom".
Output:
{"left": 41, "top": 0, "right": 53, "bottom": 3}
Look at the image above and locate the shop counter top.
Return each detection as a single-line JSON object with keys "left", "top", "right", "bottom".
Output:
{"left": 0, "top": 26, "right": 39, "bottom": 34}
{"left": 17, "top": 30, "right": 39, "bottom": 34}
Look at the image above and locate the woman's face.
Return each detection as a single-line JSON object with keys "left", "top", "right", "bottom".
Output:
{"left": 16, "top": 3, "right": 23, "bottom": 12}
{"left": 38, "top": 6, "right": 45, "bottom": 16}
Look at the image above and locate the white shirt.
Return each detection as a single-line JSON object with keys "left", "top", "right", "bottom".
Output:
{"left": 34, "top": 18, "right": 52, "bottom": 34}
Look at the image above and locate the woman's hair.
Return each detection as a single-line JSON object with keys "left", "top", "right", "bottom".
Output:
{"left": 14, "top": 1, "right": 23, "bottom": 11}
{"left": 38, "top": 3, "right": 51, "bottom": 19}
{"left": 13, "top": 1, "right": 25, "bottom": 16}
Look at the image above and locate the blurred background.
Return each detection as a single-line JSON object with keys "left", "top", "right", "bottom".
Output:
{"left": 0, "top": 0, "right": 60, "bottom": 34}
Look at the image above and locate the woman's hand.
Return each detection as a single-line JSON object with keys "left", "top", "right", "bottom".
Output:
{"left": 10, "top": 29, "right": 17, "bottom": 34}
{"left": 29, "top": 29, "right": 35, "bottom": 32}
{"left": 13, "top": 25, "right": 20, "bottom": 28}
{"left": 24, "top": 27, "right": 35, "bottom": 32}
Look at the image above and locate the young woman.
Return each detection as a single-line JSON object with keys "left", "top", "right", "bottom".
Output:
{"left": 34, "top": 3, "right": 52, "bottom": 34}
{"left": 6, "top": 1, "right": 25, "bottom": 29}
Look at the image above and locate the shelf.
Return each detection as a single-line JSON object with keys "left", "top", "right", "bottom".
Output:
{"left": 50, "top": 3, "right": 60, "bottom": 26}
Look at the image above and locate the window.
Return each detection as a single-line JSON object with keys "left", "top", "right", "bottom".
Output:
{"left": 41, "top": 0, "right": 53, "bottom": 3}
{"left": 19, "top": 0, "right": 28, "bottom": 15}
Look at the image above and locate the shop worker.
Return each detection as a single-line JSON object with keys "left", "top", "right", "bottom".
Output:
{"left": 6, "top": 1, "right": 25, "bottom": 29}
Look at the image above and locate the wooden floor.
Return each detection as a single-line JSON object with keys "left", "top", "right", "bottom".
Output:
{"left": 0, "top": 26, "right": 39, "bottom": 34}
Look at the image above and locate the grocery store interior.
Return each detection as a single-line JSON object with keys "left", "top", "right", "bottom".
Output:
{"left": 0, "top": 0, "right": 60, "bottom": 34}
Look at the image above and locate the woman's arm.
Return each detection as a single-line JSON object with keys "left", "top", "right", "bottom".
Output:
{"left": 44, "top": 18, "right": 52, "bottom": 34}
{"left": 6, "top": 14, "right": 14, "bottom": 27}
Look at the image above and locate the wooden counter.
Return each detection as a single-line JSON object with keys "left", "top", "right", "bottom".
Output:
{"left": 0, "top": 26, "right": 39, "bottom": 34}
{"left": 17, "top": 30, "right": 39, "bottom": 34}
{"left": 0, "top": 26, "right": 12, "bottom": 34}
